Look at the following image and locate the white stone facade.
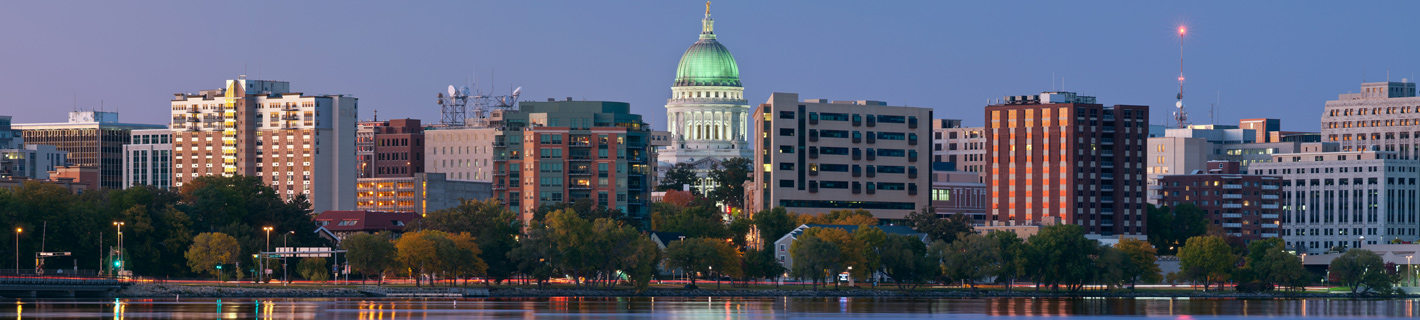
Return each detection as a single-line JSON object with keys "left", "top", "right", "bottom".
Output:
{"left": 1250, "top": 149, "right": 1420, "bottom": 254}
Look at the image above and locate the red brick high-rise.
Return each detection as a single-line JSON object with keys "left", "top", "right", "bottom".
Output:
{"left": 986, "top": 92, "right": 1149, "bottom": 238}
{"left": 357, "top": 119, "right": 424, "bottom": 178}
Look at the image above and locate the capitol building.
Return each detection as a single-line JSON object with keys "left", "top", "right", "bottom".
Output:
{"left": 657, "top": 4, "right": 754, "bottom": 192}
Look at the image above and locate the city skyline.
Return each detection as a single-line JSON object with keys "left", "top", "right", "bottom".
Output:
{"left": 4, "top": 1, "right": 1416, "bottom": 131}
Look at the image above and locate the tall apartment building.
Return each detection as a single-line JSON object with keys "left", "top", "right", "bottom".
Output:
{"left": 356, "top": 172, "right": 493, "bottom": 214}
{"left": 491, "top": 100, "right": 653, "bottom": 223}
{"left": 1322, "top": 81, "right": 1420, "bottom": 158}
{"left": 169, "top": 77, "right": 357, "bottom": 212}
{"left": 0, "top": 144, "right": 67, "bottom": 180}
{"left": 425, "top": 126, "right": 497, "bottom": 182}
{"left": 357, "top": 119, "right": 424, "bottom": 178}
{"left": 122, "top": 129, "right": 171, "bottom": 189}
{"left": 1250, "top": 147, "right": 1420, "bottom": 253}
{"left": 14, "top": 111, "right": 166, "bottom": 189}
{"left": 932, "top": 119, "right": 987, "bottom": 176}
{"left": 1153, "top": 161, "right": 1282, "bottom": 243}
{"left": 985, "top": 92, "right": 1149, "bottom": 238}
{"left": 746, "top": 92, "right": 933, "bottom": 221}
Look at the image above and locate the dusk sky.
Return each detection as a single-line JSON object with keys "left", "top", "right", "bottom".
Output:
{"left": 2, "top": 1, "right": 1416, "bottom": 131}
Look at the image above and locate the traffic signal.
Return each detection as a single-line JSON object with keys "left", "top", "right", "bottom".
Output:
{"left": 113, "top": 260, "right": 122, "bottom": 268}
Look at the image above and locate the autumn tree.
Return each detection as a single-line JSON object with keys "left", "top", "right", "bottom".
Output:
{"left": 1115, "top": 238, "right": 1162, "bottom": 290}
{"left": 753, "top": 207, "right": 798, "bottom": 248}
{"left": 419, "top": 198, "right": 520, "bottom": 285}
{"left": 1023, "top": 224, "right": 1098, "bottom": 293}
{"left": 789, "top": 233, "right": 841, "bottom": 290}
{"left": 185, "top": 232, "right": 241, "bottom": 280}
{"left": 507, "top": 222, "right": 559, "bottom": 289}
{"left": 666, "top": 237, "right": 734, "bottom": 287}
{"left": 650, "top": 202, "right": 729, "bottom": 239}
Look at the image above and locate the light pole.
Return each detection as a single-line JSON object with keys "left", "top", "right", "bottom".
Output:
{"left": 847, "top": 266, "right": 854, "bottom": 287}
{"left": 283, "top": 231, "right": 293, "bottom": 286}
{"left": 1408, "top": 255, "right": 1415, "bottom": 287}
{"left": 262, "top": 227, "right": 273, "bottom": 284}
{"left": 14, "top": 228, "right": 21, "bottom": 272}
{"left": 112, "top": 222, "right": 124, "bottom": 274}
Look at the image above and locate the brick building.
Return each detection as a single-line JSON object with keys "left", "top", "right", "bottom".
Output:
{"left": 1154, "top": 160, "right": 1283, "bottom": 243}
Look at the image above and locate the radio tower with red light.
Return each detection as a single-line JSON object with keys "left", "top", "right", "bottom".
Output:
{"left": 1174, "top": 25, "right": 1189, "bottom": 128}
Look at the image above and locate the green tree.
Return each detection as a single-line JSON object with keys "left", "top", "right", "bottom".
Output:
{"left": 439, "top": 232, "right": 487, "bottom": 286}
{"left": 1330, "top": 249, "right": 1393, "bottom": 295}
{"left": 799, "top": 209, "right": 878, "bottom": 226}
{"left": 343, "top": 232, "right": 396, "bottom": 285}
{"left": 1023, "top": 225, "right": 1098, "bottom": 293}
{"left": 878, "top": 234, "right": 935, "bottom": 290}
{"left": 298, "top": 257, "right": 329, "bottom": 282}
{"left": 754, "top": 207, "right": 798, "bottom": 248}
{"left": 185, "top": 232, "right": 241, "bottom": 280}
{"left": 507, "top": 222, "right": 559, "bottom": 289}
{"left": 905, "top": 207, "right": 974, "bottom": 243}
{"left": 805, "top": 227, "right": 864, "bottom": 288}
{"left": 1094, "top": 244, "right": 1130, "bottom": 291}
{"left": 706, "top": 157, "right": 751, "bottom": 209}
{"left": 658, "top": 162, "right": 699, "bottom": 193}
{"left": 545, "top": 209, "right": 597, "bottom": 288}
{"left": 1115, "top": 238, "right": 1162, "bottom": 290}
{"left": 1262, "top": 249, "right": 1312, "bottom": 291}
{"left": 1177, "top": 235, "right": 1235, "bottom": 291}
{"left": 789, "top": 233, "right": 841, "bottom": 290}
{"left": 987, "top": 231, "right": 1026, "bottom": 291}
{"left": 666, "top": 237, "right": 729, "bottom": 287}
{"left": 1147, "top": 204, "right": 1208, "bottom": 255}
{"left": 852, "top": 226, "right": 888, "bottom": 281}
{"left": 586, "top": 218, "right": 663, "bottom": 290}
{"left": 728, "top": 217, "right": 754, "bottom": 249}
{"left": 742, "top": 248, "right": 786, "bottom": 286}
{"left": 938, "top": 233, "right": 1000, "bottom": 293}
{"left": 650, "top": 202, "right": 729, "bottom": 239}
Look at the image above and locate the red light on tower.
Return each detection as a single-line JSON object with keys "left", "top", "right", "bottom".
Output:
{"left": 1178, "top": 26, "right": 1187, "bottom": 36}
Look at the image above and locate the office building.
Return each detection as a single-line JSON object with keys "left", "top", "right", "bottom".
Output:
{"left": 985, "top": 91, "right": 1149, "bottom": 238}
{"left": 424, "top": 126, "right": 497, "bottom": 182}
{"left": 14, "top": 111, "right": 166, "bottom": 189}
{"left": 1146, "top": 120, "right": 1314, "bottom": 188}
{"left": 122, "top": 129, "right": 171, "bottom": 189}
{"left": 356, "top": 172, "right": 493, "bottom": 214}
{"left": 746, "top": 92, "right": 933, "bottom": 221}
{"left": 932, "top": 119, "right": 986, "bottom": 178}
{"left": 1153, "top": 160, "right": 1282, "bottom": 242}
{"left": 656, "top": 4, "right": 754, "bottom": 193}
{"left": 491, "top": 100, "right": 653, "bottom": 223}
{"left": 0, "top": 144, "right": 67, "bottom": 180}
{"left": 1250, "top": 147, "right": 1420, "bottom": 253}
{"left": 169, "top": 77, "right": 358, "bottom": 212}
{"left": 1322, "top": 81, "right": 1420, "bottom": 158}
{"left": 0, "top": 116, "right": 17, "bottom": 148}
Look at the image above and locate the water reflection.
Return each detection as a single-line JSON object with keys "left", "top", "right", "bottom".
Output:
{"left": 0, "top": 296, "right": 1415, "bottom": 319}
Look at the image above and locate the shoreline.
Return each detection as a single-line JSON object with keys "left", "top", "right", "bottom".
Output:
{"left": 113, "top": 284, "right": 1411, "bottom": 299}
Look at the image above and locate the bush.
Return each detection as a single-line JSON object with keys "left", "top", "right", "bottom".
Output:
{"left": 1235, "top": 281, "right": 1274, "bottom": 293}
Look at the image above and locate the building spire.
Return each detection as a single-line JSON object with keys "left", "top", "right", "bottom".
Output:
{"left": 701, "top": 1, "right": 715, "bottom": 39}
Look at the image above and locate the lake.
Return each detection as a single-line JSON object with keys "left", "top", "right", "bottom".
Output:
{"left": 3, "top": 296, "right": 1418, "bottom": 319}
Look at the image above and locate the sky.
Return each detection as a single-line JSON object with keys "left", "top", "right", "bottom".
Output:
{"left": 2, "top": 1, "right": 1417, "bottom": 132}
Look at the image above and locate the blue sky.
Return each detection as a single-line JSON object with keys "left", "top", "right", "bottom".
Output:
{"left": 2, "top": 1, "right": 1415, "bottom": 131}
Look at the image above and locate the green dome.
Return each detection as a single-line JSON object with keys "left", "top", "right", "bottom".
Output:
{"left": 674, "top": 16, "right": 741, "bottom": 87}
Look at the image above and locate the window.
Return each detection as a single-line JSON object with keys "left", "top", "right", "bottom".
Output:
{"left": 779, "top": 128, "right": 796, "bottom": 136}
{"left": 820, "top": 181, "right": 849, "bottom": 189}
{"left": 819, "top": 164, "right": 850, "bottom": 172}
{"left": 877, "top": 115, "right": 905, "bottom": 123}
{"left": 779, "top": 146, "right": 795, "bottom": 153}
{"left": 820, "top": 130, "right": 850, "bottom": 138}
{"left": 779, "top": 179, "right": 795, "bottom": 188}
{"left": 879, "top": 183, "right": 906, "bottom": 190}
{"left": 876, "top": 165, "right": 906, "bottom": 173}
{"left": 876, "top": 149, "right": 906, "bottom": 157}
{"left": 820, "top": 113, "right": 850, "bottom": 121}
{"left": 779, "top": 163, "right": 795, "bottom": 170}
{"left": 779, "top": 111, "right": 795, "bottom": 119}
{"left": 877, "top": 132, "right": 905, "bottom": 140}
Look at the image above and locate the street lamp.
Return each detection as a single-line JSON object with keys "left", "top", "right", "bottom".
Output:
{"left": 14, "top": 228, "right": 21, "bottom": 272}
{"left": 112, "top": 222, "right": 124, "bottom": 273}
{"left": 1408, "top": 255, "right": 1415, "bottom": 287}
{"left": 847, "top": 266, "right": 854, "bottom": 287}
{"left": 283, "top": 231, "right": 293, "bottom": 286}
{"left": 262, "top": 227, "right": 273, "bottom": 283}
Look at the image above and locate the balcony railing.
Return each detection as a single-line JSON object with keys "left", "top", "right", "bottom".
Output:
{"left": 1221, "top": 213, "right": 1242, "bottom": 218}
{"left": 1223, "top": 184, "right": 1243, "bottom": 189}
{"left": 1223, "top": 194, "right": 1242, "bottom": 199}
{"left": 1261, "top": 194, "right": 1279, "bottom": 200}
{"left": 1262, "top": 185, "right": 1279, "bottom": 190}
{"left": 1262, "top": 224, "right": 1279, "bottom": 229}
{"left": 1261, "top": 233, "right": 1279, "bottom": 238}
{"left": 1261, "top": 214, "right": 1279, "bottom": 219}
{"left": 1222, "top": 203, "right": 1243, "bottom": 209}
{"left": 1261, "top": 204, "right": 1279, "bottom": 209}
{"left": 1222, "top": 223, "right": 1243, "bottom": 228}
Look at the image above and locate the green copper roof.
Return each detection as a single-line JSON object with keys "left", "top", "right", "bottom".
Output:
{"left": 674, "top": 15, "right": 741, "bottom": 87}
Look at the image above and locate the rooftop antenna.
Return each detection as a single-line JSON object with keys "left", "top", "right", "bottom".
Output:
{"left": 1173, "top": 24, "right": 1189, "bottom": 129}
{"left": 1211, "top": 90, "right": 1219, "bottom": 124}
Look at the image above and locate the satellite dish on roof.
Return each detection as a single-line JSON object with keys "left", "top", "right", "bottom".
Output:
{"left": 512, "top": 86, "right": 522, "bottom": 97}
{"left": 460, "top": 86, "right": 471, "bottom": 96}
{"left": 447, "top": 85, "right": 457, "bottom": 97}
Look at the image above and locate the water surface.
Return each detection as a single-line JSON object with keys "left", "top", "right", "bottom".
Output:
{"left": 4, "top": 296, "right": 1419, "bottom": 319}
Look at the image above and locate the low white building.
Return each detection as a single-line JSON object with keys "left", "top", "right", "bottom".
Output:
{"left": 1250, "top": 147, "right": 1420, "bottom": 254}
{"left": 0, "top": 144, "right": 67, "bottom": 180}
